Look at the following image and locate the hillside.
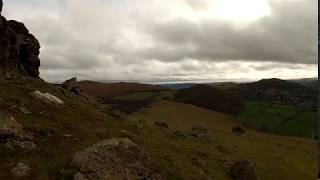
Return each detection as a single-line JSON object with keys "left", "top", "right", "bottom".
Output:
{"left": 288, "top": 78, "right": 318, "bottom": 90}
{"left": 79, "top": 81, "right": 167, "bottom": 98}
{"left": 237, "top": 101, "right": 317, "bottom": 138}
{"left": 206, "top": 82, "right": 240, "bottom": 90}
{"left": 127, "top": 99, "right": 317, "bottom": 180}
{"left": 174, "top": 84, "right": 245, "bottom": 115}
{"left": 239, "top": 78, "right": 317, "bottom": 108}
{"left": 0, "top": 79, "right": 317, "bottom": 179}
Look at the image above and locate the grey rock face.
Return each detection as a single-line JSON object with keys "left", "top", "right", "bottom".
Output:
{"left": 62, "top": 77, "right": 81, "bottom": 95}
{"left": 0, "top": 1, "right": 40, "bottom": 78}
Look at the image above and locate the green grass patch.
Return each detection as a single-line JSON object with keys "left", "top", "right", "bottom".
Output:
{"left": 237, "top": 101, "right": 317, "bottom": 138}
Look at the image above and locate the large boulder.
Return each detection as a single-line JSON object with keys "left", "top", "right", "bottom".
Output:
{"left": 229, "top": 160, "right": 259, "bottom": 180}
{"left": 0, "top": 0, "right": 40, "bottom": 79}
{"left": 70, "top": 138, "right": 162, "bottom": 180}
{"left": 30, "top": 90, "right": 64, "bottom": 105}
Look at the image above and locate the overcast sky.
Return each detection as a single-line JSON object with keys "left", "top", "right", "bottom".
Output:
{"left": 2, "top": 0, "right": 317, "bottom": 83}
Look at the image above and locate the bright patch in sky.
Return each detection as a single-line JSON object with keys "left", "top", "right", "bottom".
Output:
{"left": 172, "top": 0, "right": 271, "bottom": 27}
{"left": 212, "top": 0, "right": 271, "bottom": 23}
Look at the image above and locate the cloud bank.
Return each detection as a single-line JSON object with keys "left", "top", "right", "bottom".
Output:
{"left": 3, "top": 0, "right": 317, "bottom": 83}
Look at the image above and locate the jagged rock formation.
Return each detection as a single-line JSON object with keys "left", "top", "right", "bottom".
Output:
{"left": 62, "top": 77, "right": 81, "bottom": 95}
{"left": 0, "top": 0, "right": 40, "bottom": 79}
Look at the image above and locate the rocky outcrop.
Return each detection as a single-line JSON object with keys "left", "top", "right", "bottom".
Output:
{"left": 70, "top": 138, "right": 163, "bottom": 180}
{"left": 0, "top": 0, "right": 41, "bottom": 79}
{"left": 62, "top": 77, "right": 81, "bottom": 95}
{"left": 0, "top": 114, "right": 36, "bottom": 152}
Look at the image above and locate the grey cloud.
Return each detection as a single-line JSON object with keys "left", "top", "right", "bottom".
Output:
{"left": 141, "top": 0, "right": 316, "bottom": 64}
{"left": 3, "top": 0, "right": 316, "bottom": 82}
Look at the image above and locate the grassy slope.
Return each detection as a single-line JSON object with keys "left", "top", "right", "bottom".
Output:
{"left": 237, "top": 101, "right": 317, "bottom": 138}
{"left": 0, "top": 80, "right": 316, "bottom": 180}
{"left": 0, "top": 79, "right": 125, "bottom": 179}
{"left": 142, "top": 100, "right": 241, "bottom": 132}
{"left": 128, "top": 100, "right": 317, "bottom": 180}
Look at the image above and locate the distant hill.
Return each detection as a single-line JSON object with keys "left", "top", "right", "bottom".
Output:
{"left": 206, "top": 82, "right": 239, "bottom": 90}
{"left": 159, "top": 83, "right": 195, "bottom": 89}
{"left": 174, "top": 84, "right": 245, "bottom": 115}
{"left": 239, "top": 78, "right": 317, "bottom": 108}
{"left": 288, "top": 78, "right": 318, "bottom": 90}
{"left": 79, "top": 81, "right": 168, "bottom": 98}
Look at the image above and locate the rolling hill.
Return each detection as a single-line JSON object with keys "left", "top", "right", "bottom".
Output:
{"left": 174, "top": 84, "right": 245, "bottom": 115}
{"left": 239, "top": 78, "right": 317, "bottom": 108}
{"left": 79, "top": 81, "right": 168, "bottom": 98}
{"left": 127, "top": 99, "right": 317, "bottom": 180}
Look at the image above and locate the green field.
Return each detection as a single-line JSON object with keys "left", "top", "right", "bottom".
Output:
{"left": 237, "top": 101, "right": 317, "bottom": 138}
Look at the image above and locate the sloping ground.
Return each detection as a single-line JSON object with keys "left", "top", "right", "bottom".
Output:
{"left": 128, "top": 100, "right": 317, "bottom": 180}
{"left": 174, "top": 84, "right": 245, "bottom": 115}
{"left": 79, "top": 81, "right": 167, "bottom": 98}
{"left": 0, "top": 79, "right": 317, "bottom": 180}
{"left": 0, "top": 79, "right": 127, "bottom": 179}
{"left": 239, "top": 78, "right": 317, "bottom": 108}
{"left": 142, "top": 100, "right": 241, "bottom": 132}
{"left": 288, "top": 78, "right": 318, "bottom": 89}
{"left": 237, "top": 101, "right": 317, "bottom": 138}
